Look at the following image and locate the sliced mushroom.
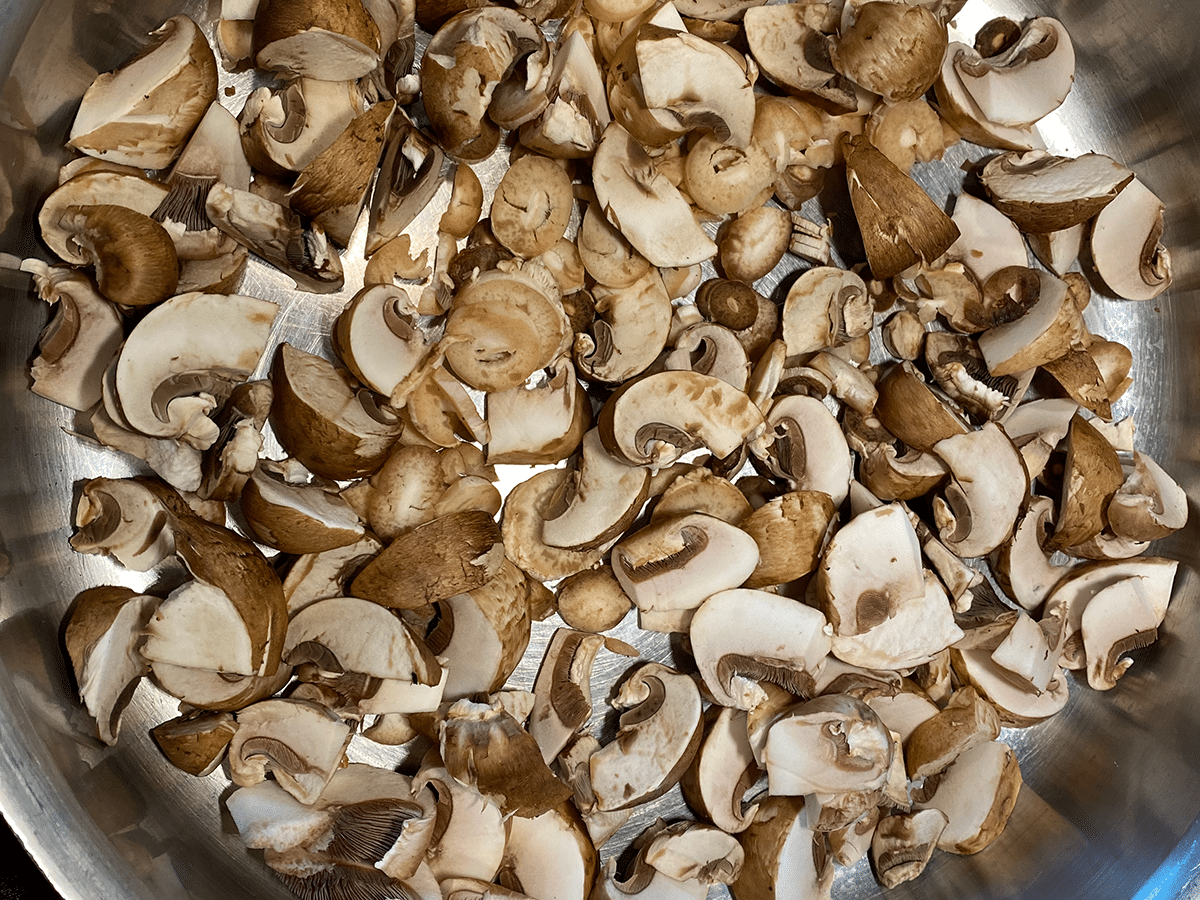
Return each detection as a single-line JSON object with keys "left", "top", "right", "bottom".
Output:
{"left": 501, "top": 468, "right": 610, "bottom": 583}
{"left": 575, "top": 267, "right": 673, "bottom": 385}
{"left": 981, "top": 150, "right": 1133, "bottom": 233}
{"left": 732, "top": 796, "right": 834, "bottom": 900}
{"left": 611, "top": 512, "right": 760, "bottom": 633}
{"left": 739, "top": 491, "right": 838, "bottom": 588}
{"left": 270, "top": 343, "right": 403, "bottom": 480}
{"left": 944, "top": 191, "right": 1029, "bottom": 287}
{"left": 990, "top": 496, "right": 1072, "bottom": 612}
{"left": 590, "top": 662, "right": 704, "bottom": 810}
{"left": 240, "top": 463, "right": 365, "bottom": 554}
{"left": 592, "top": 123, "right": 717, "bottom": 268}
{"left": 755, "top": 395, "right": 852, "bottom": 507}
{"left": 486, "top": 357, "right": 591, "bottom": 465}
{"left": 975, "top": 270, "right": 1084, "bottom": 376}
{"left": 913, "top": 740, "right": 1021, "bottom": 854}
{"left": 554, "top": 567, "right": 633, "bottom": 634}
{"left": 239, "top": 77, "right": 365, "bottom": 178}
{"left": 950, "top": 648, "right": 1069, "bottom": 727}
{"left": 528, "top": 628, "right": 609, "bottom": 762}
{"left": 651, "top": 466, "right": 753, "bottom": 526}
{"left": 781, "top": 266, "right": 870, "bottom": 358}
{"left": 230, "top": 697, "right": 353, "bottom": 803}
{"left": 519, "top": 30, "right": 611, "bottom": 158}
{"left": 1049, "top": 413, "right": 1125, "bottom": 552}
{"left": 64, "top": 586, "right": 160, "bottom": 745}
{"left": 871, "top": 809, "right": 947, "bottom": 888}
{"left": 1107, "top": 450, "right": 1189, "bottom": 542}
{"left": 930, "top": 421, "right": 1028, "bottom": 559}
{"left": 680, "top": 706, "right": 762, "bottom": 835}
{"left": 500, "top": 803, "right": 598, "bottom": 900}
{"left": 743, "top": 6, "right": 857, "bottom": 112}
{"left": 691, "top": 588, "right": 831, "bottom": 709}
{"left": 1090, "top": 177, "right": 1173, "bottom": 301}
{"left": 252, "top": 0, "right": 382, "bottom": 80}
{"left": 68, "top": 15, "right": 218, "bottom": 169}
{"left": 366, "top": 113, "right": 447, "bottom": 255}
{"left": 411, "top": 758, "right": 506, "bottom": 884}
{"left": 763, "top": 694, "right": 893, "bottom": 797}
{"left": 904, "top": 686, "right": 1000, "bottom": 780}
{"left": 151, "top": 711, "right": 238, "bottom": 776}
{"left": 1080, "top": 577, "right": 1160, "bottom": 691}
{"left": 489, "top": 154, "right": 575, "bottom": 259}
{"left": 57, "top": 204, "right": 179, "bottom": 308}
{"left": 334, "top": 283, "right": 432, "bottom": 398}
{"left": 865, "top": 99, "right": 949, "bottom": 175}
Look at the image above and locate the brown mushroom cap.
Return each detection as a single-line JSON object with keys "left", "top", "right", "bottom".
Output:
{"left": 831, "top": 2, "right": 946, "bottom": 102}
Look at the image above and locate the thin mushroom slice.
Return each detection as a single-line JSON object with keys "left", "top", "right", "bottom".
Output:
{"left": 945, "top": 192, "right": 1029, "bottom": 288}
{"left": 70, "top": 477, "right": 174, "bottom": 571}
{"left": 501, "top": 468, "right": 610, "bottom": 583}
{"left": 781, "top": 266, "right": 871, "bottom": 358}
{"left": 527, "top": 628, "right": 609, "bottom": 763}
{"left": 334, "top": 283, "right": 432, "bottom": 399}
{"left": 756, "top": 394, "right": 852, "bottom": 507}
{"left": 1108, "top": 450, "right": 1189, "bottom": 542}
{"left": 542, "top": 428, "right": 651, "bottom": 551}
{"left": 680, "top": 706, "right": 762, "bottom": 835}
{"left": 575, "top": 267, "right": 673, "bottom": 385}
{"left": 640, "top": 820, "right": 745, "bottom": 887}
{"left": 990, "top": 496, "right": 1073, "bottom": 612}
{"left": 412, "top": 759, "right": 506, "bottom": 884}
{"left": 913, "top": 740, "right": 1021, "bottom": 855}
{"left": 64, "top": 586, "right": 160, "bottom": 745}
{"left": 904, "top": 686, "right": 1001, "bottom": 780}
{"left": 732, "top": 796, "right": 834, "bottom": 900}
{"left": 980, "top": 150, "right": 1134, "bottom": 233}
{"left": 763, "top": 694, "right": 893, "bottom": 797}
{"left": 1080, "top": 577, "right": 1160, "bottom": 691}
{"left": 690, "top": 588, "right": 831, "bottom": 710}
{"left": 68, "top": 15, "right": 218, "bottom": 169}
{"left": 590, "top": 662, "right": 704, "bottom": 811}
{"left": 870, "top": 809, "right": 948, "bottom": 888}
{"left": 1090, "top": 177, "right": 1173, "bottom": 301}
{"left": 599, "top": 369, "right": 765, "bottom": 469}
{"left": 486, "top": 357, "right": 590, "bottom": 466}
{"left": 230, "top": 698, "right": 354, "bottom": 804}
{"left": 611, "top": 512, "right": 760, "bottom": 633}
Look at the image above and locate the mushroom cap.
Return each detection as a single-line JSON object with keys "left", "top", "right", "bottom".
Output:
{"left": 831, "top": 2, "right": 946, "bottom": 102}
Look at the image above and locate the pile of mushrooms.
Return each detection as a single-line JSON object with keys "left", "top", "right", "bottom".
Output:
{"left": 34, "top": 0, "right": 1187, "bottom": 898}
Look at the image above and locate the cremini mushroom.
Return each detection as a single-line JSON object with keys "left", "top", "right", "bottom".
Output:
{"left": 980, "top": 150, "right": 1133, "bottom": 233}
{"left": 500, "top": 803, "right": 597, "bottom": 900}
{"left": 1090, "top": 177, "right": 1173, "bottom": 301}
{"left": 738, "top": 491, "right": 838, "bottom": 588}
{"left": 150, "top": 711, "right": 238, "bottom": 777}
{"left": 913, "top": 740, "right": 1021, "bottom": 854}
{"left": 733, "top": 796, "right": 834, "bottom": 900}
{"left": 871, "top": 809, "right": 948, "bottom": 888}
{"left": 366, "top": 111, "right": 447, "bottom": 255}
{"left": 755, "top": 394, "right": 853, "bottom": 506}
{"left": 239, "top": 77, "right": 365, "bottom": 178}
{"left": 334, "top": 283, "right": 432, "bottom": 398}
{"left": 229, "top": 698, "right": 354, "bottom": 803}
{"left": 251, "top": 0, "right": 382, "bottom": 80}
{"left": 527, "top": 628, "right": 609, "bottom": 762}
{"left": 830, "top": 1, "right": 946, "bottom": 102}
{"left": 489, "top": 154, "right": 575, "bottom": 258}
{"left": 58, "top": 204, "right": 179, "bottom": 307}
{"left": 1108, "top": 450, "right": 1189, "bottom": 541}
{"left": 575, "top": 268, "right": 673, "bottom": 384}
{"left": 944, "top": 191, "right": 1029, "bottom": 287}
{"left": 240, "top": 462, "right": 365, "bottom": 554}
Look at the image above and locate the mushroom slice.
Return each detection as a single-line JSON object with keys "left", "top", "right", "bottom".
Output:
{"left": 500, "top": 803, "right": 598, "bottom": 900}
{"left": 933, "top": 43, "right": 1042, "bottom": 151}
{"left": 57, "top": 204, "right": 179, "bottom": 308}
{"left": 519, "top": 30, "right": 611, "bottom": 159}
{"left": 950, "top": 17, "right": 1074, "bottom": 128}
{"left": 24, "top": 266, "right": 124, "bottom": 412}
{"left": 734, "top": 796, "right": 834, "bottom": 900}
{"left": 283, "top": 535, "right": 381, "bottom": 616}
{"left": 590, "top": 663, "right": 704, "bottom": 811}
{"left": 413, "top": 760, "right": 506, "bottom": 884}
{"left": 755, "top": 395, "right": 852, "bottom": 507}
{"left": 528, "top": 628, "right": 608, "bottom": 762}
{"left": 288, "top": 100, "right": 394, "bottom": 247}
{"left": 1108, "top": 450, "right": 1189, "bottom": 542}
{"left": 611, "top": 512, "right": 760, "bottom": 633}
{"left": 443, "top": 269, "right": 572, "bottom": 392}
{"left": 683, "top": 133, "right": 775, "bottom": 218}
{"left": 830, "top": 1, "right": 946, "bottom": 102}
{"left": 555, "top": 567, "right": 633, "bottom": 634}
{"left": 151, "top": 711, "right": 238, "bottom": 777}
{"left": 1090, "top": 177, "right": 1173, "bottom": 301}
{"left": 486, "top": 357, "right": 591, "bottom": 465}
{"left": 931, "top": 421, "right": 1028, "bottom": 559}
{"left": 64, "top": 586, "right": 159, "bottom": 745}
{"left": 542, "top": 428, "right": 651, "bottom": 551}
{"left": 763, "top": 694, "right": 893, "bottom": 797}
{"left": 950, "top": 649, "right": 1069, "bottom": 727}
{"left": 239, "top": 78, "right": 365, "bottom": 178}
{"left": 284, "top": 596, "right": 440, "bottom": 686}
{"left": 592, "top": 123, "right": 716, "bottom": 268}
{"left": 205, "top": 182, "right": 344, "bottom": 293}
{"left": 141, "top": 580, "right": 265, "bottom": 678}
{"left": 641, "top": 821, "right": 744, "bottom": 887}
{"left": 241, "top": 463, "right": 365, "bottom": 554}
{"left": 691, "top": 588, "right": 831, "bottom": 709}
{"left": 913, "top": 740, "right": 1021, "bottom": 854}
{"left": 781, "top": 266, "right": 870, "bottom": 358}
{"left": 350, "top": 509, "right": 504, "bottom": 609}
{"left": 490, "top": 155, "right": 575, "bottom": 259}
{"left": 925, "top": 332, "right": 1026, "bottom": 422}
{"left": 334, "top": 283, "right": 432, "bottom": 398}
{"left": 980, "top": 150, "right": 1134, "bottom": 233}
{"left": 576, "top": 267, "right": 673, "bottom": 385}
{"left": 226, "top": 779, "right": 334, "bottom": 852}
{"left": 989, "top": 610, "right": 1060, "bottom": 692}
{"left": 815, "top": 503, "right": 926, "bottom": 638}
{"left": 904, "top": 686, "right": 1000, "bottom": 780}
{"left": 871, "top": 809, "right": 948, "bottom": 888}
{"left": 1080, "top": 577, "right": 1160, "bottom": 691}
{"left": 740, "top": 491, "right": 838, "bottom": 588}
{"left": 366, "top": 112, "right": 446, "bottom": 255}
{"left": 38, "top": 171, "right": 169, "bottom": 268}
{"left": 439, "top": 699, "right": 573, "bottom": 818}
{"left": 873, "top": 362, "right": 969, "bottom": 454}
{"left": 230, "top": 698, "right": 353, "bottom": 803}
{"left": 651, "top": 467, "right": 752, "bottom": 526}
{"left": 1003, "top": 396, "right": 1078, "bottom": 480}
{"left": 718, "top": 206, "right": 791, "bottom": 284}
{"left": 68, "top": 15, "right": 218, "bottom": 169}
{"left": 944, "top": 192, "right": 1029, "bottom": 288}
{"left": 842, "top": 134, "right": 960, "bottom": 279}
{"left": 593, "top": 858, "right": 708, "bottom": 900}
{"left": 680, "top": 706, "right": 762, "bottom": 835}
{"left": 270, "top": 343, "right": 403, "bottom": 480}
{"left": 599, "top": 369, "right": 765, "bottom": 469}
{"left": 112, "top": 292, "right": 276, "bottom": 450}
{"left": 1049, "top": 413, "right": 1125, "bottom": 552}
{"left": 743, "top": 6, "right": 856, "bottom": 112}
{"left": 251, "top": 0, "right": 381, "bottom": 80}
{"left": 424, "top": 560, "right": 533, "bottom": 700}
{"left": 990, "top": 496, "right": 1072, "bottom": 612}
{"left": 420, "top": 8, "right": 551, "bottom": 159}
{"left": 501, "top": 468, "right": 610, "bottom": 583}
{"left": 70, "top": 477, "right": 174, "bottom": 571}
{"left": 975, "top": 270, "right": 1085, "bottom": 378}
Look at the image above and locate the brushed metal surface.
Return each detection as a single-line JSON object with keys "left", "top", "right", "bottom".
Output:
{"left": 1, "top": 1, "right": 1199, "bottom": 899}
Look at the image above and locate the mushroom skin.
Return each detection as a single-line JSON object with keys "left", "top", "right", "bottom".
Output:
{"left": 58, "top": 204, "right": 179, "bottom": 308}
{"left": 831, "top": 2, "right": 946, "bottom": 102}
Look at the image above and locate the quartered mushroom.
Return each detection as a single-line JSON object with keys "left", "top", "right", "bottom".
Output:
{"left": 913, "top": 740, "right": 1021, "bottom": 855}
{"left": 366, "top": 112, "right": 447, "bottom": 255}
{"left": 239, "top": 77, "right": 365, "bottom": 178}
{"left": 945, "top": 191, "right": 1029, "bottom": 287}
{"left": 519, "top": 30, "right": 611, "bottom": 158}
{"left": 950, "top": 648, "right": 1069, "bottom": 727}
{"left": 412, "top": 758, "right": 507, "bottom": 884}
{"left": 611, "top": 512, "right": 760, "bottom": 633}
{"left": 690, "top": 588, "right": 831, "bottom": 709}
{"left": 1080, "top": 577, "right": 1160, "bottom": 690}
{"left": 590, "top": 662, "right": 704, "bottom": 811}
{"left": 68, "top": 15, "right": 218, "bottom": 169}
{"left": 904, "top": 686, "right": 1001, "bottom": 780}
{"left": 485, "top": 358, "right": 591, "bottom": 465}
{"left": 975, "top": 269, "right": 1085, "bottom": 376}
{"left": 743, "top": 6, "right": 857, "bottom": 112}
{"left": 1048, "top": 413, "right": 1125, "bottom": 552}
{"left": 739, "top": 490, "right": 838, "bottom": 588}
{"left": 64, "top": 585, "right": 160, "bottom": 745}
